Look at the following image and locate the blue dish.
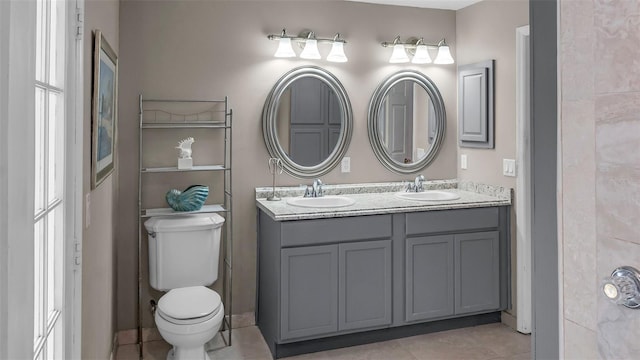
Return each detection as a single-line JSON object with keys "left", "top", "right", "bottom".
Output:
{"left": 165, "top": 185, "right": 209, "bottom": 212}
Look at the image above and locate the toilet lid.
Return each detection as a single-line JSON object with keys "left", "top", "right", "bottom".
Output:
{"left": 158, "top": 286, "right": 221, "bottom": 320}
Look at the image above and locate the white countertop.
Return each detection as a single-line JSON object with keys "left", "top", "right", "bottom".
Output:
{"left": 256, "top": 180, "right": 511, "bottom": 221}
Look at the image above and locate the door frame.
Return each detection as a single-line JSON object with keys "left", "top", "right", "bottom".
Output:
{"left": 0, "top": 0, "right": 10, "bottom": 357}
{"left": 530, "top": 0, "right": 559, "bottom": 358}
{"left": 65, "top": 0, "right": 84, "bottom": 357}
{"left": 515, "top": 25, "right": 532, "bottom": 334}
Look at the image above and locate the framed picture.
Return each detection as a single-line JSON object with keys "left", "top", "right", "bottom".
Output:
{"left": 91, "top": 30, "right": 118, "bottom": 189}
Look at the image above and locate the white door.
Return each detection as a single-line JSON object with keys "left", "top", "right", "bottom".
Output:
{"left": 0, "top": 0, "right": 82, "bottom": 358}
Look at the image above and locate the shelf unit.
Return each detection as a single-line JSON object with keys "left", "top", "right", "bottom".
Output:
{"left": 138, "top": 95, "right": 234, "bottom": 353}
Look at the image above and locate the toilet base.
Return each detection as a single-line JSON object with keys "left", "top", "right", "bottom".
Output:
{"left": 166, "top": 346, "right": 212, "bottom": 360}
{"left": 155, "top": 301, "right": 224, "bottom": 360}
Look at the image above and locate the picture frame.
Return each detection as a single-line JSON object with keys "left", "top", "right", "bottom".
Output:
{"left": 91, "top": 30, "right": 118, "bottom": 189}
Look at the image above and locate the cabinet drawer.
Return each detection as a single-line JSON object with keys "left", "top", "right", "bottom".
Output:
{"left": 281, "top": 214, "right": 392, "bottom": 247}
{"left": 406, "top": 207, "right": 499, "bottom": 236}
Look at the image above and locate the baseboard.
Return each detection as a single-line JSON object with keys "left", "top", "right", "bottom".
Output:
{"left": 269, "top": 312, "right": 501, "bottom": 359}
{"left": 501, "top": 310, "right": 517, "bottom": 331}
{"left": 117, "top": 329, "right": 138, "bottom": 345}
{"left": 231, "top": 312, "right": 256, "bottom": 329}
{"left": 109, "top": 332, "right": 118, "bottom": 360}
{"left": 142, "top": 327, "right": 163, "bottom": 342}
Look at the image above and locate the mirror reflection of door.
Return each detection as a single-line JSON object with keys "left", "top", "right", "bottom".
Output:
{"left": 368, "top": 71, "right": 445, "bottom": 173}
{"left": 379, "top": 80, "right": 414, "bottom": 164}
{"left": 287, "top": 78, "right": 341, "bottom": 167}
{"left": 377, "top": 80, "right": 436, "bottom": 165}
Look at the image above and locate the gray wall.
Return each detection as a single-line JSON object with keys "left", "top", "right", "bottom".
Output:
{"left": 559, "top": 0, "right": 640, "bottom": 358}
{"left": 82, "top": 0, "right": 119, "bottom": 358}
{"left": 455, "top": 0, "right": 528, "bottom": 325}
{"left": 117, "top": 1, "right": 458, "bottom": 330}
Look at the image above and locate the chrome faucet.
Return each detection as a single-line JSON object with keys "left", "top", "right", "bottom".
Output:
{"left": 406, "top": 175, "right": 425, "bottom": 192}
{"left": 312, "top": 179, "right": 323, "bottom": 197}
{"left": 304, "top": 179, "right": 324, "bottom": 197}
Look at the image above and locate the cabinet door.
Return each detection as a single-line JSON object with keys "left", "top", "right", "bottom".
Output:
{"left": 454, "top": 231, "right": 500, "bottom": 314}
{"left": 338, "top": 240, "right": 392, "bottom": 331}
{"left": 405, "top": 235, "right": 454, "bottom": 322}
{"left": 458, "top": 60, "right": 494, "bottom": 149}
{"left": 281, "top": 245, "right": 338, "bottom": 340}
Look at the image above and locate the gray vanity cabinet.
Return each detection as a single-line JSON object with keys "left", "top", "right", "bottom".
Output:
{"left": 404, "top": 208, "right": 505, "bottom": 322}
{"left": 257, "top": 206, "right": 509, "bottom": 359}
{"left": 339, "top": 240, "right": 392, "bottom": 331}
{"left": 281, "top": 245, "right": 339, "bottom": 340}
{"left": 405, "top": 235, "right": 455, "bottom": 322}
{"left": 258, "top": 212, "right": 394, "bottom": 345}
{"left": 455, "top": 231, "right": 500, "bottom": 314}
{"left": 405, "top": 231, "right": 500, "bottom": 322}
{"left": 280, "top": 240, "right": 392, "bottom": 340}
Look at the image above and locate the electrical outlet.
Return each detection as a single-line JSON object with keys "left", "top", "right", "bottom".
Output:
{"left": 461, "top": 154, "right": 468, "bottom": 170}
{"left": 503, "top": 159, "right": 516, "bottom": 177}
{"left": 341, "top": 157, "right": 351, "bottom": 173}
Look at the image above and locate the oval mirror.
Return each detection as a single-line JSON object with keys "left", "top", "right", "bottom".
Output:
{"left": 263, "top": 66, "right": 353, "bottom": 178}
{"left": 367, "top": 70, "right": 446, "bottom": 174}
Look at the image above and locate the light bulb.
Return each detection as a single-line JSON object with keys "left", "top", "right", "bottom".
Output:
{"left": 274, "top": 37, "right": 296, "bottom": 58}
{"left": 327, "top": 42, "right": 348, "bottom": 63}
{"left": 389, "top": 44, "right": 409, "bottom": 63}
{"left": 434, "top": 44, "right": 454, "bottom": 64}
{"left": 300, "top": 39, "right": 321, "bottom": 59}
{"left": 411, "top": 44, "right": 432, "bottom": 64}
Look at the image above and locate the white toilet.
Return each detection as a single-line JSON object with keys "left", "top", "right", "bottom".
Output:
{"left": 145, "top": 214, "right": 225, "bottom": 360}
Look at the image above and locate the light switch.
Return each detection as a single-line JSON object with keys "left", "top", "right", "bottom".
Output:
{"left": 503, "top": 159, "right": 516, "bottom": 177}
{"left": 461, "top": 154, "right": 468, "bottom": 170}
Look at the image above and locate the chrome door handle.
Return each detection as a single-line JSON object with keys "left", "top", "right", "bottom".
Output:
{"left": 602, "top": 266, "right": 640, "bottom": 309}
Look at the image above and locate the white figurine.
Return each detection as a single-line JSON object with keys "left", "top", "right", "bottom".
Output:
{"left": 176, "top": 137, "right": 194, "bottom": 169}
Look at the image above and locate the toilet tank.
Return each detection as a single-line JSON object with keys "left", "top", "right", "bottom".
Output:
{"left": 145, "top": 214, "right": 225, "bottom": 291}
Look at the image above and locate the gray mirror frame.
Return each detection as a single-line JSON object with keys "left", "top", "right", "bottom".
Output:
{"left": 367, "top": 70, "right": 446, "bottom": 174}
{"left": 262, "top": 66, "right": 353, "bottom": 178}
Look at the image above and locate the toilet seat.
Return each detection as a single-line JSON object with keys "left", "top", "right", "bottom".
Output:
{"left": 157, "top": 286, "right": 222, "bottom": 325}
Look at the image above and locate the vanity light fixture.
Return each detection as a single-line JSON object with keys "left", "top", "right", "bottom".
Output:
{"left": 411, "top": 38, "right": 432, "bottom": 64}
{"left": 327, "top": 34, "right": 348, "bottom": 63}
{"left": 433, "top": 39, "right": 454, "bottom": 64}
{"left": 388, "top": 36, "right": 410, "bottom": 63}
{"left": 267, "top": 28, "right": 348, "bottom": 63}
{"left": 273, "top": 30, "right": 296, "bottom": 58}
{"left": 381, "top": 36, "right": 454, "bottom": 65}
{"left": 299, "top": 32, "right": 321, "bottom": 60}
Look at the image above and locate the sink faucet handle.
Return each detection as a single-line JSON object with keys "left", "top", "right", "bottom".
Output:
{"left": 312, "top": 179, "right": 323, "bottom": 197}
{"left": 304, "top": 185, "right": 314, "bottom": 198}
{"left": 414, "top": 174, "right": 425, "bottom": 192}
{"left": 405, "top": 182, "right": 415, "bottom": 192}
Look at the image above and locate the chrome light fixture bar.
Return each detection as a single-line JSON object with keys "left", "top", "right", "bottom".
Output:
{"left": 267, "top": 29, "right": 348, "bottom": 63}
{"left": 381, "top": 36, "right": 454, "bottom": 65}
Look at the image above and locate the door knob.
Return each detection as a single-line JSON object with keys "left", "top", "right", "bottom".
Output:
{"left": 602, "top": 266, "right": 640, "bottom": 309}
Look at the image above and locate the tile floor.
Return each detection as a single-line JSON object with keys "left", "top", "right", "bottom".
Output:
{"left": 117, "top": 323, "right": 531, "bottom": 360}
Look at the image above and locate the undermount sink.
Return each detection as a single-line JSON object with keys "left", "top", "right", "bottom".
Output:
{"left": 286, "top": 195, "right": 356, "bottom": 208}
{"left": 395, "top": 190, "right": 461, "bottom": 201}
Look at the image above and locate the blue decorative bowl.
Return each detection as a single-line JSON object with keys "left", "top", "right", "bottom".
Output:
{"left": 165, "top": 185, "right": 209, "bottom": 212}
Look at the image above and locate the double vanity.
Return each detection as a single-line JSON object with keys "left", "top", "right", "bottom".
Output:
{"left": 256, "top": 180, "right": 512, "bottom": 358}
{"left": 257, "top": 64, "right": 511, "bottom": 358}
